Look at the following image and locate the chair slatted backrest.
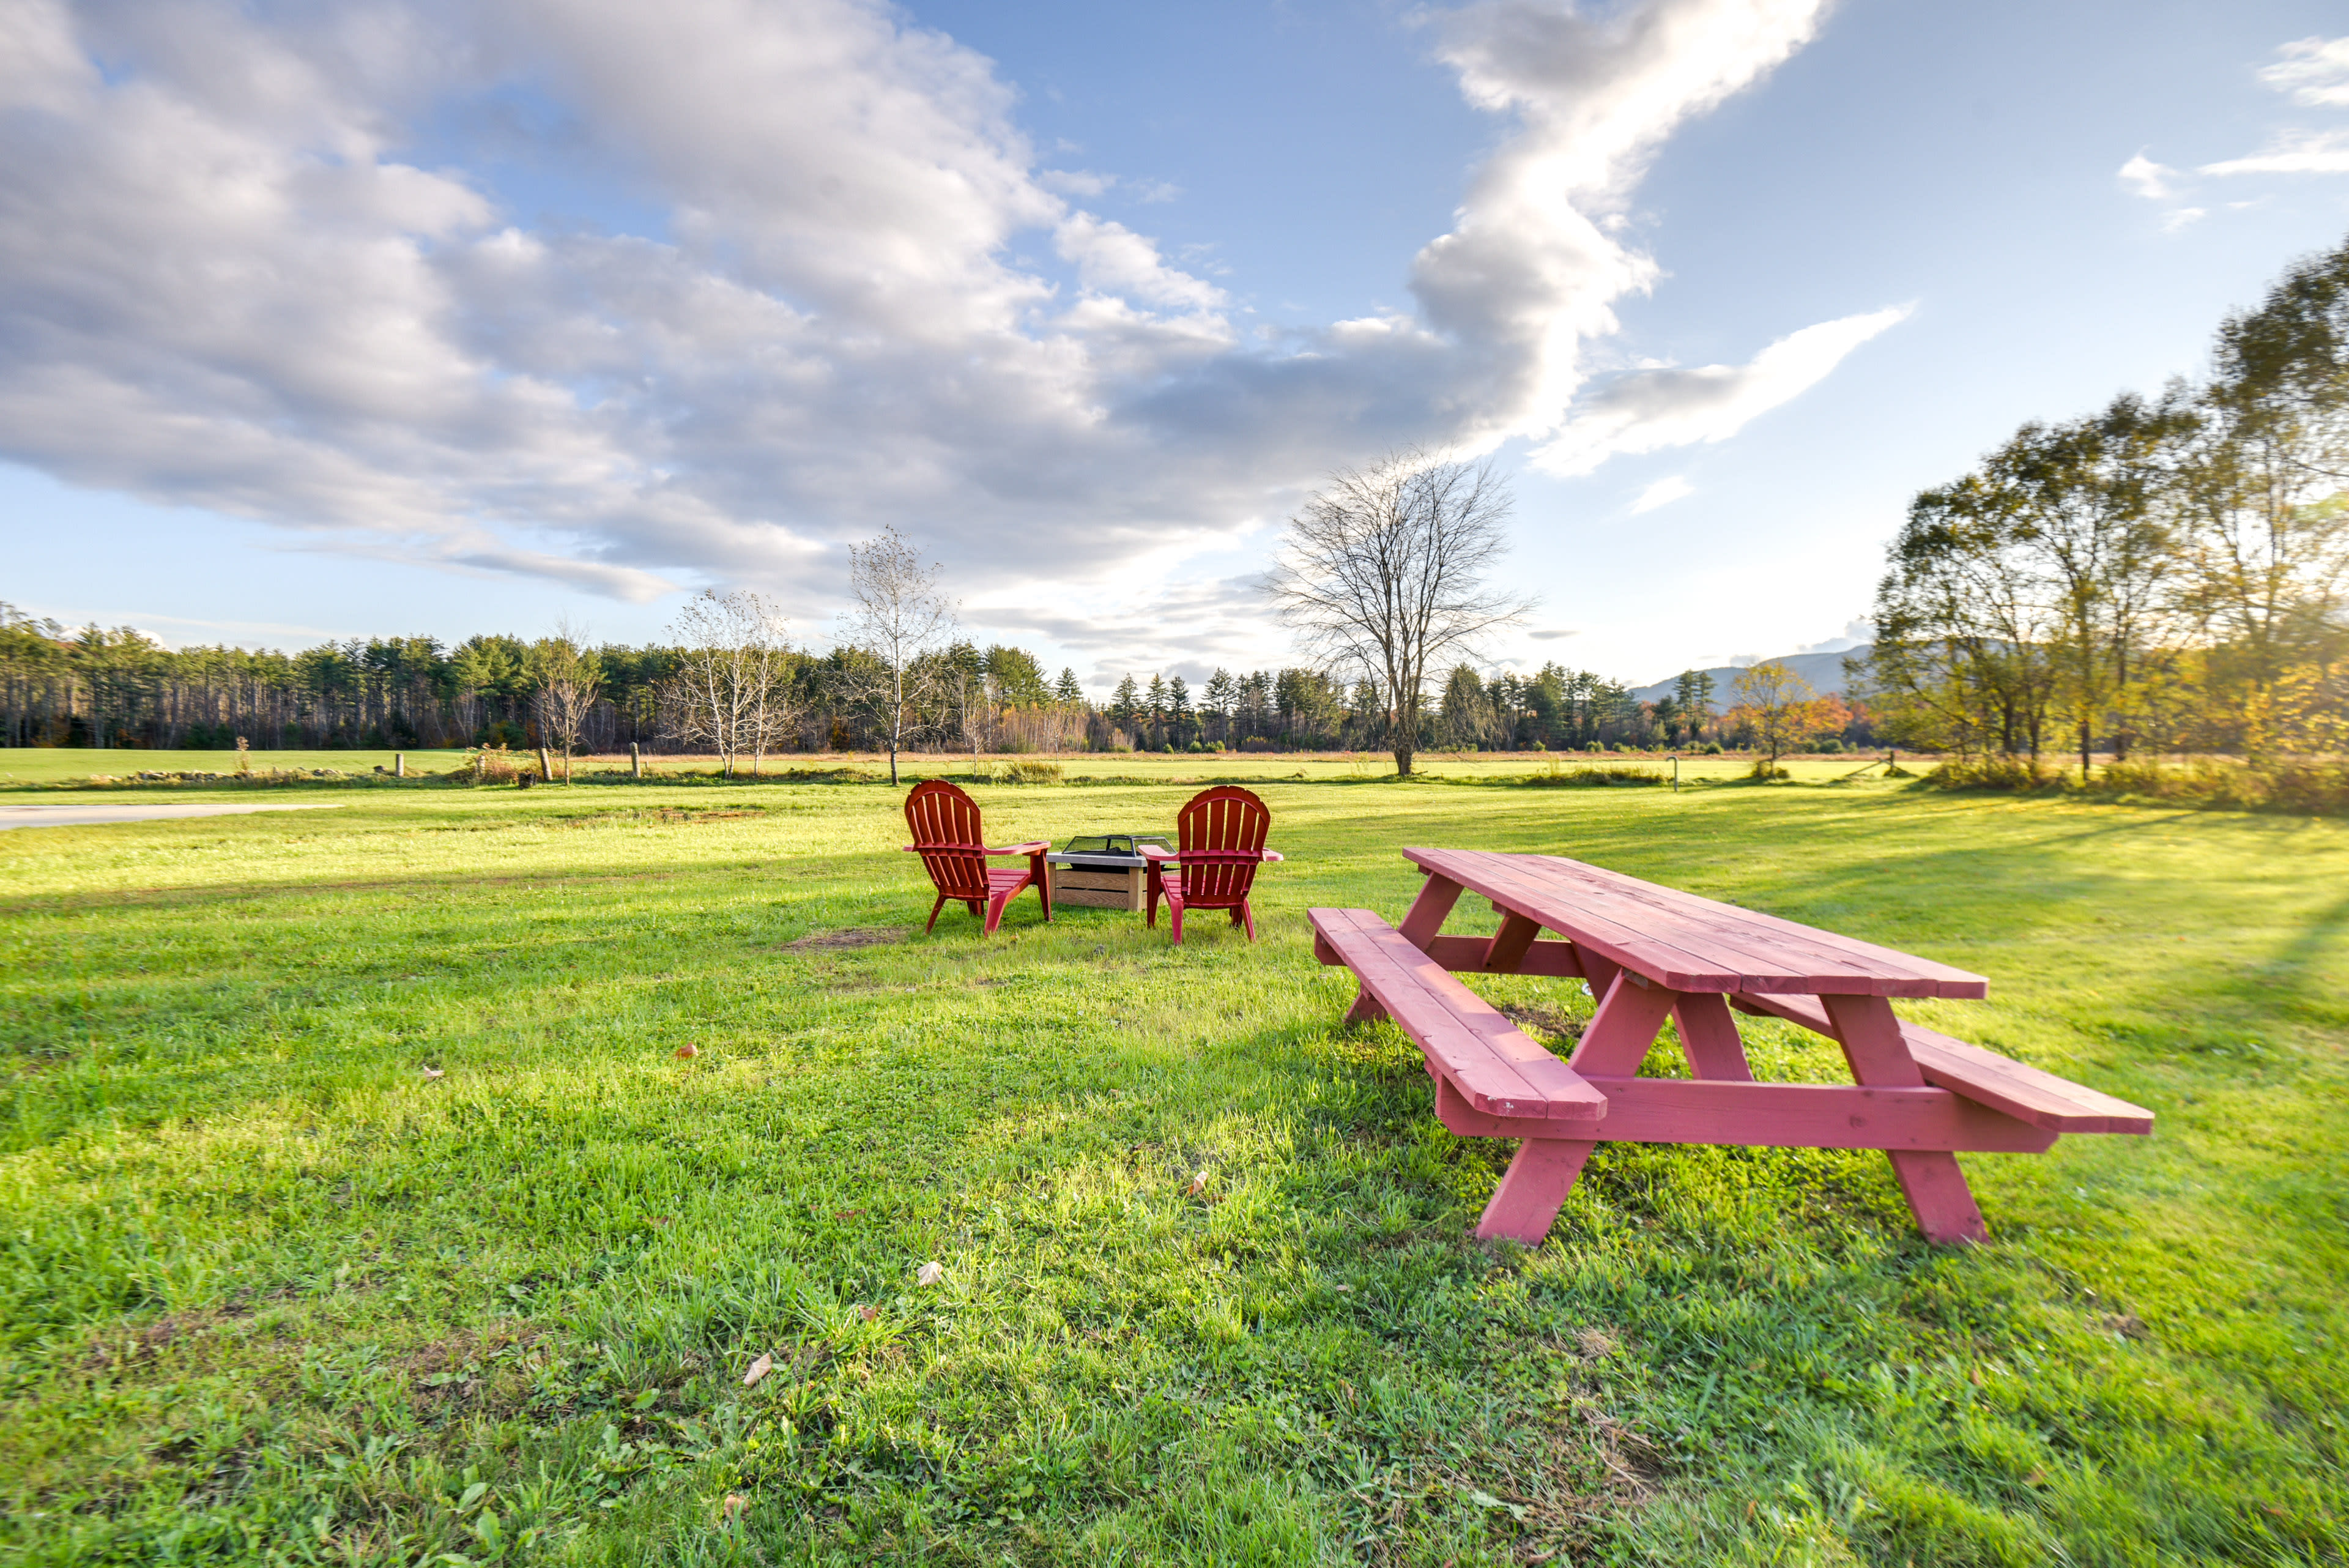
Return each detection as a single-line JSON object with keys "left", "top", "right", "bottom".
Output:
{"left": 905, "top": 780, "right": 990, "bottom": 901}
{"left": 1176, "top": 786, "right": 1271, "bottom": 905}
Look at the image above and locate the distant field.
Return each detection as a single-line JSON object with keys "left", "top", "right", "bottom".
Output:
{"left": 0, "top": 746, "right": 1903, "bottom": 789}
{"left": 1, "top": 771, "right": 2340, "bottom": 1563}
{"left": 0, "top": 749, "right": 475, "bottom": 784}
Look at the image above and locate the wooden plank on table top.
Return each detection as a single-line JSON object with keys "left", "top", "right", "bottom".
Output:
{"left": 1458, "top": 853, "right": 1824, "bottom": 998}
{"left": 1428, "top": 844, "right": 1924, "bottom": 995}
{"left": 1412, "top": 850, "right": 1753, "bottom": 993}
{"left": 1406, "top": 847, "right": 1987, "bottom": 998}
{"left": 1525, "top": 852, "right": 1987, "bottom": 997}
{"left": 1499, "top": 853, "right": 1912, "bottom": 997}
{"left": 1308, "top": 908, "right": 1603, "bottom": 1120}
{"left": 1426, "top": 847, "right": 1816, "bottom": 990}
{"left": 1727, "top": 989, "right": 2152, "bottom": 1134}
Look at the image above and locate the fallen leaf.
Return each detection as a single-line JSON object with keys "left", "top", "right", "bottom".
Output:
{"left": 674, "top": 1044, "right": 700, "bottom": 1059}
{"left": 858, "top": 1305, "right": 879, "bottom": 1321}
{"left": 1184, "top": 1169, "right": 1209, "bottom": 1197}
{"left": 421, "top": 1066, "right": 445, "bottom": 1079}
{"left": 651, "top": 1216, "right": 674, "bottom": 1228}
{"left": 916, "top": 1261, "right": 944, "bottom": 1287}
{"left": 722, "top": 1493, "right": 748, "bottom": 1521}
{"left": 1332, "top": 1284, "right": 1351, "bottom": 1294}
{"left": 741, "top": 1353, "right": 773, "bottom": 1386}
{"left": 833, "top": 1208, "right": 865, "bottom": 1222}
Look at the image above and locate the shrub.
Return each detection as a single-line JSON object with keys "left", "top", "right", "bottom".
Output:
{"left": 1924, "top": 756, "right": 2062, "bottom": 793}
{"left": 2093, "top": 757, "right": 2349, "bottom": 814}
{"left": 1701, "top": 741, "right": 1724, "bottom": 756}
{"left": 1002, "top": 759, "right": 1064, "bottom": 784}
{"left": 1748, "top": 760, "right": 1792, "bottom": 781}
{"left": 1816, "top": 738, "right": 1845, "bottom": 754}
{"left": 473, "top": 746, "right": 522, "bottom": 786}
{"left": 1523, "top": 765, "right": 1664, "bottom": 788}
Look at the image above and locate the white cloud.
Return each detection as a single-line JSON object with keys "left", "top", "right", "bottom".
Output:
{"left": 2161, "top": 206, "right": 2207, "bottom": 232}
{"left": 1793, "top": 617, "right": 1870, "bottom": 654}
{"left": 2118, "top": 151, "right": 2178, "bottom": 199}
{"left": 0, "top": 0, "right": 1863, "bottom": 643}
{"left": 2260, "top": 35, "right": 2349, "bottom": 107}
{"left": 1533, "top": 307, "right": 1910, "bottom": 477}
{"left": 1630, "top": 475, "right": 1693, "bottom": 512}
{"left": 1053, "top": 212, "right": 1229, "bottom": 314}
{"left": 2200, "top": 129, "right": 2349, "bottom": 177}
{"left": 1039, "top": 169, "right": 1115, "bottom": 196}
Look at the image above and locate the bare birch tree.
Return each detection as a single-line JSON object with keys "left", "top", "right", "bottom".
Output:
{"left": 665, "top": 589, "right": 795, "bottom": 778}
{"left": 531, "top": 619, "right": 603, "bottom": 781}
{"left": 837, "top": 527, "right": 959, "bottom": 786}
{"left": 1265, "top": 448, "right": 1532, "bottom": 776}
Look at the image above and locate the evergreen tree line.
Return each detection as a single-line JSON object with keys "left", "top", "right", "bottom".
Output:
{"left": 1860, "top": 235, "right": 2349, "bottom": 770}
{"left": 0, "top": 603, "right": 1862, "bottom": 759}
{"left": 0, "top": 615, "right": 1098, "bottom": 756}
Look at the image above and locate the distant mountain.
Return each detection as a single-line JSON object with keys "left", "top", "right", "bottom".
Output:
{"left": 1628, "top": 645, "right": 1871, "bottom": 713}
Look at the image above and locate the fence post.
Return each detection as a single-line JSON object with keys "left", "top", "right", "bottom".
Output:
{"left": 630, "top": 741, "right": 642, "bottom": 779}
{"left": 538, "top": 746, "right": 553, "bottom": 782}
{"left": 1672, "top": 753, "right": 1679, "bottom": 792}
{"left": 395, "top": 751, "right": 404, "bottom": 778}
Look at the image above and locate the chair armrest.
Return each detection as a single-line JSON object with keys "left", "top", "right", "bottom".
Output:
{"left": 1149, "top": 848, "right": 1281, "bottom": 863}
{"left": 987, "top": 841, "right": 1052, "bottom": 856}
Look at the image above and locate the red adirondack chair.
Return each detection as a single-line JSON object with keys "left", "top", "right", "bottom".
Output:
{"left": 902, "top": 779, "right": 1052, "bottom": 935}
{"left": 1143, "top": 786, "right": 1283, "bottom": 944}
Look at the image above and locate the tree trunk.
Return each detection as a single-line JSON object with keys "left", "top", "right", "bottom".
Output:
{"left": 1392, "top": 745, "right": 1413, "bottom": 777}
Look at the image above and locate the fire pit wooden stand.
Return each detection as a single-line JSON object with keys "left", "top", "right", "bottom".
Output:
{"left": 1043, "top": 834, "right": 1171, "bottom": 915}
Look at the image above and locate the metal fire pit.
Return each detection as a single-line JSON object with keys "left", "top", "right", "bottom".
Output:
{"left": 1044, "top": 833, "right": 1172, "bottom": 912}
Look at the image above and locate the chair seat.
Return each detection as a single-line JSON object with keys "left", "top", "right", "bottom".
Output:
{"left": 985, "top": 868, "right": 1033, "bottom": 893}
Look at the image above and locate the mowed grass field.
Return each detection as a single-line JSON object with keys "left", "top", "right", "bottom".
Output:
{"left": 1, "top": 773, "right": 2342, "bottom": 1566}
{"left": 0, "top": 747, "right": 1888, "bottom": 789}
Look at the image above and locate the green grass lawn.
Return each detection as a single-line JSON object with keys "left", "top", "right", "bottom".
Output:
{"left": 1, "top": 774, "right": 2341, "bottom": 1565}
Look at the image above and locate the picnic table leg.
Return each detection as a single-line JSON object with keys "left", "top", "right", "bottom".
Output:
{"left": 1824, "top": 994, "right": 1989, "bottom": 1245}
{"left": 1472, "top": 972, "right": 1680, "bottom": 1244}
{"left": 1477, "top": 1139, "right": 1597, "bottom": 1243}
{"left": 1348, "top": 873, "right": 1464, "bottom": 1025}
{"left": 1671, "top": 993, "right": 1755, "bottom": 1081}
{"left": 1482, "top": 910, "right": 1542, "bottom": 972}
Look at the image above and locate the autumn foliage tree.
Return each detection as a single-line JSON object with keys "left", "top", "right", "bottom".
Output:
{"left": 1726, "top": 660, "right": 1833, "bottom": 774}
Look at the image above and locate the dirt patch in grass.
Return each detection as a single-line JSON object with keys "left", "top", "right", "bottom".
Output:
{"left": 1497, "top": 1003, "right": 1586, "bottom": 1044}
{"left": 781, "top": 926, "right": 907, "bottom": 953}
{"left": 558, "top": 806, "right": 766, "bottom": 828}
{"left": 401, "top": 1323, "right": 548, "bottom": 1420}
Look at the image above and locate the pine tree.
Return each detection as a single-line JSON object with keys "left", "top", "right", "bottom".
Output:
{"left": 1110, "top": 674, "right": 1141, "bottom": 726}
{"left": 1055, "top": 667, "right": 1082, "bottom": 704}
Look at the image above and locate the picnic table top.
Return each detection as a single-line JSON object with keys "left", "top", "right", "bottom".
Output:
{"left": 1405, "top": 845, "right": 1989, "bottom": 1000}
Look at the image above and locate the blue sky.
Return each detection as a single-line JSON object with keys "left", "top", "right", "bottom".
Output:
{"left": 4, "top": 0, "right": 2348, "bottom": 689}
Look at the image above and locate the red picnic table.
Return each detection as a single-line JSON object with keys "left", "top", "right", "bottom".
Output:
{"left": 1310, "top": 848, "right": 2153, "bottom": 1246}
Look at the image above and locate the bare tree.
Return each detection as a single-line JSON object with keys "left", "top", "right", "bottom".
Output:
{"left": 531, "top": 618, "right": 603, "bottom": 782}
{"left": 837, "top": 527, "right": 959, "bottom": 786}
{"left": 1265, "top": 448, "right": 1532, "bottom": 776}
{"left": 665, "top": 590, "right": 795, "bottom": 778}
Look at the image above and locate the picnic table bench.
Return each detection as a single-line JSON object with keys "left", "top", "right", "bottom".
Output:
{"left": 1311, "top": 848, "right": 2151, "bottom": 1246}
